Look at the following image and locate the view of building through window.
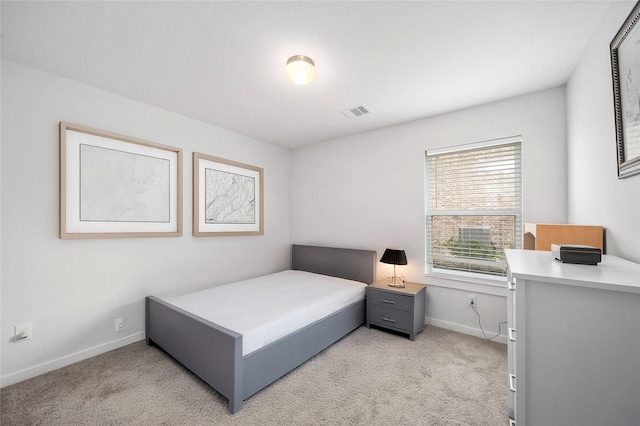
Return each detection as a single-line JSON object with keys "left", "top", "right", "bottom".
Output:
{"left": 426, "top": 138, "right": 522, "bottom": 277}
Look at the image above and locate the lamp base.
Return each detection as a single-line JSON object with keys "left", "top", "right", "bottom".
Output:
{"left": 388, "top": 282, "right": 406, "bottom": 288}
{"left": 388, "top": 277, "right": 405, "bottom": 288}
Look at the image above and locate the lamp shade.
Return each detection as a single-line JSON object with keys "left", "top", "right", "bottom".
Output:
{"left": 380, "top": 249, "right": 407, "bottom": 266}
{"left": 285, "top": 55, "right": 316, "bottom": 85}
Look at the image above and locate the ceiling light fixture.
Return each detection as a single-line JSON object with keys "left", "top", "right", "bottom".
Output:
{"left": 285, "top": 55, "right": 316, "bottom": 85}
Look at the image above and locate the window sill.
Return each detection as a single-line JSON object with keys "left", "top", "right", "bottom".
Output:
{"left": 424, "top": 270, "right": 508, "bottom": 296}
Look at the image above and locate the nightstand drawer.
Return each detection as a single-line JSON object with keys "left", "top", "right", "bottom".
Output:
{"left": 368, "top": 289, "right": 413, "bottom": 311}
{"left": 369, "top": 305, "right": 413, "bottom": 331}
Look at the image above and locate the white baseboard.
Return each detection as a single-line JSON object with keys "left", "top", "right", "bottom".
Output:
{"left": 0, "top": 332, "right": 145, "bottom": 388}
{"left": 1, "top": 321, "right": 503, "bottom": 388}
{"left": 426, "top": 317, "right": 507, "bottom": 345}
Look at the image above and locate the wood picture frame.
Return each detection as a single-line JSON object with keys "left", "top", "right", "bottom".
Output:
{"left": 193, "top": 152, "right": 264, "bottom": 237}
{"left": 59, "top": 122, "right": 183, "bottom": 239}
{"left": 611, "top": 0, "right": 640, "bottom": 178}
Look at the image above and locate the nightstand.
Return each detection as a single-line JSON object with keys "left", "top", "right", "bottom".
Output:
{"left": 366, "top": 279, "right": 426, "bottom": 340}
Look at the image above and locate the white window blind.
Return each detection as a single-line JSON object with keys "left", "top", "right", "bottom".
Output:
{"left": 425, "top": 137, "right": 522, "bottom": 277}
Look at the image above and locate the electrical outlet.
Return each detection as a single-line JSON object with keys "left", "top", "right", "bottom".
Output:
{"left": 14, "top": 322, "right": 32, "bottom": 342}
{"left": 467, "top": 294, "right": 477, "bottom": 308}
{"left": 115, "top": 317, "right": 124, "bottom": 332}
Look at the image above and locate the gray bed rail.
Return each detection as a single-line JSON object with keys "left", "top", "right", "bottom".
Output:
{"left": 146, "top": 244, "right": 376, "bottom": 413}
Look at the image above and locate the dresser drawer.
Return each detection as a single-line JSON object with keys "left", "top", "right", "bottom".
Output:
{"left": 368, "top": 289, "right": 413, "bottom": 311}
{"left": 369, "top": 304, "right": 413, "bottom": 331}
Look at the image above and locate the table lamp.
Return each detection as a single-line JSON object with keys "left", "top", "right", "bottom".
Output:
{"left": 380, "top": 248, "right": 407, "bottom": 287}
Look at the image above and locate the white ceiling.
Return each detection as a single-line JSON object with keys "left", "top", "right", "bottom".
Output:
{"left": 1, "top": 1, "right": 618, "bottom": 149}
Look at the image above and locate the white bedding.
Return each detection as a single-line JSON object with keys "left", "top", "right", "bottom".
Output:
{"left": 159, "top": 270, "right": 367, "bottom": 356}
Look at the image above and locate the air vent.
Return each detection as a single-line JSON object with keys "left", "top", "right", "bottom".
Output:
{"left": 341, "top": 105, "right": 371, "bottom": 119}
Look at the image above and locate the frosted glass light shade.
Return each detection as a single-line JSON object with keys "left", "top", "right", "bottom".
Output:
{"left": 285, "top": 55, "right": 316, "bottom": 85}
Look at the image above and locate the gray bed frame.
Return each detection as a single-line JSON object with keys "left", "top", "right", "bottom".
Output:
{"left": 145, "top": 244, "right": 376, "bottom": 413}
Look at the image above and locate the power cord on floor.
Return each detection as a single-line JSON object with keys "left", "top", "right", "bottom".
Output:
{"left": 472, "top": 304, "right": 507, "bottom": 341}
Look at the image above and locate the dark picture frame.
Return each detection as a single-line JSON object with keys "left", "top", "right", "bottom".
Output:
{"left": 611, "top": 1, "right": 640, "bottom": 178}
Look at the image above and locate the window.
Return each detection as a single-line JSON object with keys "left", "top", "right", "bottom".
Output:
{"left": 425, "top": 137, "right": 522, "bottom": 278}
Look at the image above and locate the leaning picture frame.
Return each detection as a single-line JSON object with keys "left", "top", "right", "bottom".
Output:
{"left": 59, "top": 122, "right": 183, "bottom": 239}
{"left": 611, "top": 0, "right": 640, "bottom": 179}
{"left": 193, "top": 152, "right": 264, "bottom": 237}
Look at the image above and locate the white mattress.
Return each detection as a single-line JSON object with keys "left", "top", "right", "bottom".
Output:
{"left": 159, "top": 270, "right": 367, "bottom": 356}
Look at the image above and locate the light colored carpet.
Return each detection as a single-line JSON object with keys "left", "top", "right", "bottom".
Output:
{"left": 1, "top": 326, "right": 508, "bottom": 425}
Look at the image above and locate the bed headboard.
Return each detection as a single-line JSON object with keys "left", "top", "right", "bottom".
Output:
{"left": 291, "top": 244, "right": 377, "bottom": 284}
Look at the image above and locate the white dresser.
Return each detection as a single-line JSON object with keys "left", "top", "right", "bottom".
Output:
{"left": 505, "top": 249, "right": 640, "bottom": 426}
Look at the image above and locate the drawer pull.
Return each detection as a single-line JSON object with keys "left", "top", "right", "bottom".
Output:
{"left": 382, "top": 317, "right": 397, "bottom": 323}
{"left": 509, "top": 373, "right": 516, "bottom": 392}
{"left": 381, "top": 299, "right": 397, "bottom": 305}
{"left": 507, "top": 280, "right": 516, "bottom": 291}
{"left": 508, "top": 328, "right": 516, "bottom": 342}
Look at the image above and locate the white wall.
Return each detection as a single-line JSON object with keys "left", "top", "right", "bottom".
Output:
{"left": 10, "top": 3, "right": 639, "bottom": 384}
{"left": 0, "top": 60, "right": 291, "bottom": 386}
{"left": 567, "top": 1, "right": 640, "bottom": 263}
{"left": 290, "top": 87, "right": 568, "bottom": 340}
